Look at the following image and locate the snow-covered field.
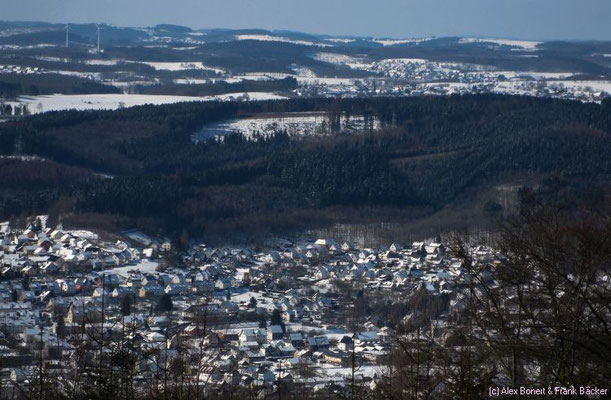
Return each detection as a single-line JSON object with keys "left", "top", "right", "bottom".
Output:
{"left": 498, "top": 71, "right": 575, "bottom": 80}
{"left": 18, "top": 92, "right": 288, "bottom": 114}
{"left": 173, "top": 78, "right": 210, "bottom": 85}
{"left": 83, "top": 59, "right": 121, "bottom": 66}
{"left": 232, "top": 72, "right": 294, "bottom": 82}
{"left": 548, "top": 80, "right": 611, "bottom": 94}
{"left": 19, "top": 94, "right": 211, "bottom": 113}
{"left": 213, "top": 92, "right": 287, "bottom": 101}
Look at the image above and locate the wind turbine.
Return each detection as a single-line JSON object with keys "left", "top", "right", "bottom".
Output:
{"left": 65, "top": 23, "right": 69, "bottom": 48}
{"left": 96, "top": 24, "right": 101, "bottom": 52}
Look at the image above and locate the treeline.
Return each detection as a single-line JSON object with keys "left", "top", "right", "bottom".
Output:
{"left": 0, "top": 73, "right": 120, "bottom": 98}
{"left": 135, "top": 76, "right": 298, "bottom": 97}
{"left": 0, "top": 95, "right": 609, "bottom": 238}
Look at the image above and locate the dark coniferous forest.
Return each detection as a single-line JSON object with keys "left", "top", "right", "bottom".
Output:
{"left": 0, "top": 94, "right": 610, "bottom": 240}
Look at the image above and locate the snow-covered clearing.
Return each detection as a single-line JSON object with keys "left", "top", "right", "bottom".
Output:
{"left": 194, "top": 112, "right": 378, "bottom": 141}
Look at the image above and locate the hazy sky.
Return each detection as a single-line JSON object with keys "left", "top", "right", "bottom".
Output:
{"left": 2, "top": 0, "right": 610, "bottom": 40}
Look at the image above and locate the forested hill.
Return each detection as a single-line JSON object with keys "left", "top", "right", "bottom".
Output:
{"left": 0, "top": 94, "right": 610, "bottom": 240}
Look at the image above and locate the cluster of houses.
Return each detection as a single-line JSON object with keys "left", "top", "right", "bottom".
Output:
{"left": 294, "top": 58, "right": 610, "bottom": 103}
{"left": 0, "top": 216, "right": 498, "bottom": 396}
{"left": 0, "top": 65, "right": 40, "bottom": 74}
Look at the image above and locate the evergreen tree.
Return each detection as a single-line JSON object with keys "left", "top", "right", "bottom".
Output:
{"left": 156, "top": 293, "right": 173, "bottom": 313}
{"left": 258, "top": 314, "right": 267, "bottom": 329}
{"left": 271, "top": 309, "right": 282, "bottom": 326}
{"left": 121, "top": 295, "right": 132, "bottom": 316}
{"left": 248, "top": 296, "right": 257, "bottom": 309}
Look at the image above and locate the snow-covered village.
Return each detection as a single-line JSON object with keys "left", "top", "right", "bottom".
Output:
{"left": 0, "top": 5, "right": 610, "bottom": 399}
{"left": 0, "top": 215, "right": 498, "bottom": 397}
